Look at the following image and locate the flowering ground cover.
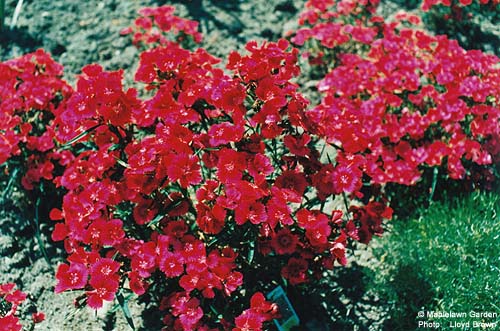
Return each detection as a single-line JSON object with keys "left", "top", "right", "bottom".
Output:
{"left": 0, "top": 0, "right": 499, "bottom": 330}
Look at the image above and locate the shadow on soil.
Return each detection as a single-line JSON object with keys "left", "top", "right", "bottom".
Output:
{"left": 287, "top": 263, "right": 386, "bottom": 331}
{"left": 0, "top": 27, "right": 41, "bottom": 59}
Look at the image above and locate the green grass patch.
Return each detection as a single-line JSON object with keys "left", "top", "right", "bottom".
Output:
{"left": 369, "top": 191, "right": 500, "bottom": 331}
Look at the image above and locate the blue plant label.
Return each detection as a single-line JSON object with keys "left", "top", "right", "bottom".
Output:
{"left": 267, "top": 286, "right": 300, "bottom": 331}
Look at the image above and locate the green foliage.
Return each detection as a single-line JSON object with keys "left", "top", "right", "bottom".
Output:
{"left": 423, "top": 2, "right": 500, "bottom": 56}
{"left": 0, "top": 0, "right": 4, "bottom": 31}
{"left": 369, "top": 191, "right": 500, "bottom": 330}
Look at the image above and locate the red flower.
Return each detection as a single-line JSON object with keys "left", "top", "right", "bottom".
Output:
{"left": 267, "top": 189, "right": 293, "bottom": 227}
{"left": 447, "top": 156, "right": 466, "bottom": 180}
{"left": 272, "top": 228, "right": 298, "bottom": 255}
{"left": 84, "top": 218, "right": 125, "bottom": 247}
{"left": 365, "top": 201, "right": 393, "bottom": 220}
{"left": 181, "top": 239, "right": 207, "bottom": 267}
{"left": 346, "top": 220, "right": 360, "bottom": 240}
{"left": 232, "top": 292, "right": 278, "bottom": 331}
{"left": 281, "top": 257, "right": 308, "bottom": 285}
{"left": 312, "top": 164, "right": 336, "bottom": 200}
{"left": 0, "top": 284, "right": 27, "bottom": 309}
{"left": 296, "top": 209, "right": 329, "bottom": 230}
{"left": 55, "top": 263, "right": 88, "bottom": 293}
{"left": 332, "top": 163, "right": 362, "bottom": 194}
{"left": 101, "top": 219, "right": 126, "bottom": 246}
{"left": 167, "top": 153, "right": 202, "bottom": 188}
{"left": 274, "top": 170, "right": 308, "bottom": 202}
{"left": 51, "top": 223, "right": 69, "bottom": 241}
{"left": 207, "top": 247, "right": 237, "bottom": 273}
{"left": 233, "top": 310, "right": 265, "bottom": 331}
{"left": 178, "top": 297, "right": 204, "bottom": 330}
{"left": 330, "top": 233, "right": 348, "bottom": 266}
{"left": 217, "top": 84, "right": 246, "bottom": 113}
{"left": 66, "top": 247, "right": 100, "bottom": 266}
{"left": 159, "top": 252, "right": 185, "bottom": 278}
{"left": 49, "top": 208, "right": 64, "bottom": 220}
{"left": 425, "top": 141, "right": 448, "bottom": 166}
{"left": 123, "top": 5, "right": 202, "bottom": 46}
{"left": 223, "top": 271, "right": 243, "bottom": 296}
{"left": 130, "top": 242, "right": 157, "bottom": 277}
{"left": 164, "top": 220, "right": 189, "bottom": 238}
{"left": 32, "top": 312, "right": 45, "bottom": 324}
{"left": 87, "top": 276, "right": 119, "bottom": 309}
{"left": 196, "top": 203, "right": 226, "bottom": 234}
{"left": 0, "top": 283, "right": 16, "bottom": 295}
{"left": 0, "top": 315, "right": 22, "bottom": 331}
{"left": 90, "top": 258, "right": 121, "bottom": 278}
{"left": 133, "top": 198, "right": 158, "bottom": 225}
{"left": 250, "top": 292, "right": 279, "bottom": 320}
{"left": 306, "top": 223, "right": 331, "bottom": 247}
{"left": 284, "top": 134, "right": 311, "bottom": 156}
{"left": 208, "top": 122, "right": 244, "bottom": 147}
{"left": 196, "top": 180, "right": 220, "bottom": 202}
{"left": 247, "top": 153, "right": 274, "bottom": 184}
{"left": 235, "top": 201, "right": 268, "bottom": 225}
{"left": 129, "top": 271, "right": 149, "bottom": 295}
{"left": 216, "top": 149, "right": 245, "bottom": 183}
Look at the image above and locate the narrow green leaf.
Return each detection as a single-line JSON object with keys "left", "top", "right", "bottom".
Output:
{"left": 1, "top": 167, "right": 19, "bottom": 204}
{"left": 209, "top": 304, "right": 219, "bottom": 316}
{"left": 247, "top": 240, "right": 255, "bottom": 265}
{"left": 0, "top": 0, "right": 5, "bottom": 31}
{"left": 147, "top": 213, "right": 165, "bottom": 228}
{"left": 116, "top": 291, "right": 135, "bottom": 330}
{"left": 114, "top": 157, "right": 130, "bottom": 169}
{"left": 108, "top": 144, "right": 122, "bottom": 151}
{"left": 429, "top": 167, "right": 439, "bottom": 204}
{"left": 60, "top": 124, "right": 101, "bottom": 149}
{"left": 10, "top": 0, "right": 24, "bottom": 29}
{"left": 326, "top": 152, "right": 333, "bottom": 164}
{"left": 148, "top": 199, "right": 184, "bottom": 229}
{"left": 207, "top": 237, "right": 218, "bottom": 247}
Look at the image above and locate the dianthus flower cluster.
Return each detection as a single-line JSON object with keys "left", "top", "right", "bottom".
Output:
{"left": 0, "top": 50, "right": 72, "bottom": 190}
{"left": 293, "top": 0, "right": 500, "bottom": 195}
{"left": 45, "top": 6, "right": 394, "bottom": 330}
{"left": 0, "top": 283, "right": 44, "bottom": 331}
{"left": 421, "top": 0, "right": 499, "bottom": 12}
{"left": 49, "top": 44, "right": 386, "bottom": 331}
{"left": 120, "top": 5, "right": 202, "bottom": 47}
{"left": 293, "top": 0, "right": 380, "bottom": 50}
{"left": 421, "top": 0, "right": 500, "bottom": 23}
